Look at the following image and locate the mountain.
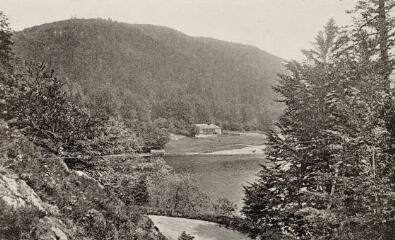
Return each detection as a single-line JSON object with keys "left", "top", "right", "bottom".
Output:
{"left": 12, "top": 18, "right": 284, "bottom": 131}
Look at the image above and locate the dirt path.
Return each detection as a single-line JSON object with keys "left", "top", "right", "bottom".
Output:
{"left": 149, "top": 215, "right": 251, "bottom": 240}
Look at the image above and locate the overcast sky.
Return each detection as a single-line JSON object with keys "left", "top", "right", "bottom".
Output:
{"left": 2, "top": 0, "right": 357, "bottom": 60}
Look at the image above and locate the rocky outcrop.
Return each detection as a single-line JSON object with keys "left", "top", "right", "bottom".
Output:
{"left": 0, "top": 167, "right": 71, "bottom": 240}
{"left": 1, "top": 155, "right": 168, "bottom": 240}
{"left": 0, "top": 171, "right": 45, "bottom": 212}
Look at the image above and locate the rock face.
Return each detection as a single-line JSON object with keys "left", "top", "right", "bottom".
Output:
{"left": 0, "top": 172, "right": 45, "bottom": 211}
{"left": 1, "top": 156, "right": 168, "bottom": 240}
{"left": 0, "top": 167, "right": 71, "bottom": 240}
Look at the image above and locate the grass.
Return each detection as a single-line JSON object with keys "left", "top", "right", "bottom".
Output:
{"left": 165, "top": 132, "right": 267, "bottom": 154}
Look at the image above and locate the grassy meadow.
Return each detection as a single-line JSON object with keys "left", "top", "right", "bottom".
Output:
{"left": 165, "top": 132, "right": 267, "bottom": 154}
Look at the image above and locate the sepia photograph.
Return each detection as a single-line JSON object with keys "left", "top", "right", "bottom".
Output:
{"left": 0, "top": 0, "right": 394, "bottom": 239}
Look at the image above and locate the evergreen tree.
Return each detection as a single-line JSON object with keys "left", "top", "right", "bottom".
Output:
{"left": 0, "top": 11, "right": 13, "bottom": 121}
{"left": 243, "top": 18, "right": 394, "bottom": 239}
{"left": 351, "top": 0, "right": 395, "bottom": 83}
{"left": 0, "top": 11, "right": 13, "bottom": 68}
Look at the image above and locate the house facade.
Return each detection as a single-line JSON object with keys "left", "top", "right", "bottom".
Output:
{"left": 194, "top": 124, "right": 221, "bottom": 137}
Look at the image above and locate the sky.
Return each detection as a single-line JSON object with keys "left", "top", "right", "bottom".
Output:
{"left": 2, "top": 0, "right": 357, "bottom": 60}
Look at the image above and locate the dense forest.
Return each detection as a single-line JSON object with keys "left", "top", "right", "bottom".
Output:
{"left": 13, "top": 19, "right": 284, "bottom": 135}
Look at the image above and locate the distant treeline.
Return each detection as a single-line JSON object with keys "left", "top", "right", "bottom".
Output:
{"left": 13, "top": 18, "right": 284, "bottom": 134}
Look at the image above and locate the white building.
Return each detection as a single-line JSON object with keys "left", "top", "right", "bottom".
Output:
{"left": 194, "top": 124, "right": 221, "bottom": 137}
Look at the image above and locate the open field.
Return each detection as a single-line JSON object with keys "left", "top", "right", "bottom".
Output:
{"left": 165, "top": 132, "right": 267, "bottom": 154}
{"left": 149, "top": 215, "right": 252, "bottom": 240}
{"left": 164, "top": 154, "right": 269, "bottom": 211}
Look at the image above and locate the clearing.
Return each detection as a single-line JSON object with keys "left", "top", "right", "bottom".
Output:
{"left": 165, "top": 131, "right": 267, "bottom": 154}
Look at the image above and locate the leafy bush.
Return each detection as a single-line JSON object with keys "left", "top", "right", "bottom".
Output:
{"left": 0, "top": 198, "right": 45, "bottom": 240}
{"left": 178, "top": 231, "right": 194, "bottom": 240}
{"left": 147, "top": 171, "right": 239, "bottom": 225}
{"left": 212, "top": 198, "right": 237, "bottom": 217}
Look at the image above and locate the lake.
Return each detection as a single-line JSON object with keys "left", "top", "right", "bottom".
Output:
{"left": 164, "top": 154, "right": 267, "bottom": 211}
{"left": 150, "top": 215, "right": 252, "bottom": 240}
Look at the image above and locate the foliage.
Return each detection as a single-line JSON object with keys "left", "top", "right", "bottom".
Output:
{"left": 4, "top": 152, "right": 166, "bottom": 240}
{"left": 86, "top": 155, "right": 159, "bottom": 206}
{"left": 0, "top": 199, "right": 45, "bottom": 240}
{"left": 137, "top": 119, "right": 170, "bottom": 151}
{"left": 147, "top": 170, "right": 237, "bottom": 220}
{"left": 0, "top": 11, "right": 166, "bottom": 240}
{"left": 148, "top": 173, "right": 212, "bottom": 215}
{"left": 0, "top": 11, "right": 13, "bottom": 68}
{"left": 3, "top": 61, "right": 100, "bottom": 160}
{"left": 212, "top": 198, "right": 237, "bottom": 217}
{"left": 91, "top": 117, "right": 143, "bottom": 155}
{"left": 13, "top": 18, "right": 284, "bottom": 132}
{"left": 351, "top": 0, "right": 395, "bottom": 155}
{"left": 351, "top": 0, "right": 395, "bottom": 81}
{"left": 178, "top": 231, "right": 194, "bottom": 240}
{"left": 186, "top": 124, "right": 199, "bottom": 137}
{"left": 243, "top": 16, "right": 395, "bottom": 240}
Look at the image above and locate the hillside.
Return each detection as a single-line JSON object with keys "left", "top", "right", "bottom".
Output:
{"left": 13, "top": 18, "right": 284, "bottom": 131}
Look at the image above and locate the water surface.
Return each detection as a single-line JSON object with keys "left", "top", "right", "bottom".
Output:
{"left": 164, "top": 154, "right": 266, "bottom": 210}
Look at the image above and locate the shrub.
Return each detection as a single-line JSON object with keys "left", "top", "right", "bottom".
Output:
{"left": 0, "top": 199, "right": 45, "bottom": 240}
{"left": 178, "top": 231, "right": 194, "bottom": 240}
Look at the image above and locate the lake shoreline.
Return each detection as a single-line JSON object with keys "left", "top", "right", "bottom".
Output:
{"left": 149, "top": 215, "right": 252, "bottom": 240}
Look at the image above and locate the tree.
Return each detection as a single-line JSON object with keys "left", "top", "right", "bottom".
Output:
{"left": 178, "top": 231, "right": 194, "bottom": 240}
{"left": 0, "top": 11, "right": 13, "bottom": 122}
{"left": 0, "top": 11, "right": 13, "bottom": 69}
{"left": 2, "top": 61, "right": 103, "bottom": 168}
{"left": 351, "top": 0, "right": 395, "bottom": 83}
{"left": 351, "top": 1, "right": 395, "bottom": 146}
{"left": 91, "top": 117, "right": 142, "bottom": 155}
{"left": 88, "top": 85, "right": 122, "bottom": 120}
{"left": 137, "top": 120, "right": 170, "bottom": 151}
{"left": 212, "top": 198, "right": 237, "bottom": 217}
{"left": 243, "top": 18, "right": 394, "bottom": 239}
{"left": 0, "top": 11, "right": 14, "bottom": 156}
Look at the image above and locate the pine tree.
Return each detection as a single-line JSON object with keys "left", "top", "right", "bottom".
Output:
{"left": 0, "top": 11, "right": 13, "bottom": 120}
{"left": 243, "top": 17, "right": 395, "bottom": 239}
{"left": 351, "top": 0, "right": 395, "bottom": 83}
{"left": 0, "top": 11, "right": 13, "bottom": 68}
{"left": 243, "top": 20, "right": 347, "bottom": 238}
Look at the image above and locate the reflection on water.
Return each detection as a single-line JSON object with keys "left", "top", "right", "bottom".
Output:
{"left": 164, "top": 154, "right": 267, "bottom": 211}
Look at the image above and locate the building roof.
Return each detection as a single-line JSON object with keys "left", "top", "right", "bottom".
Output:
{"left": 195, "top": 123, "right": 221, "bottom": 129}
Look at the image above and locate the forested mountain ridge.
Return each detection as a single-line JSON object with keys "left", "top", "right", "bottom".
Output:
{"left": 13, "top": 18, "right": 284, "bottom": 132}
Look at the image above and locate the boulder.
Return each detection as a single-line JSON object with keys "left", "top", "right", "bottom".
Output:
{"left": 0, "top": 171, "right": 46, "bottom": 212}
